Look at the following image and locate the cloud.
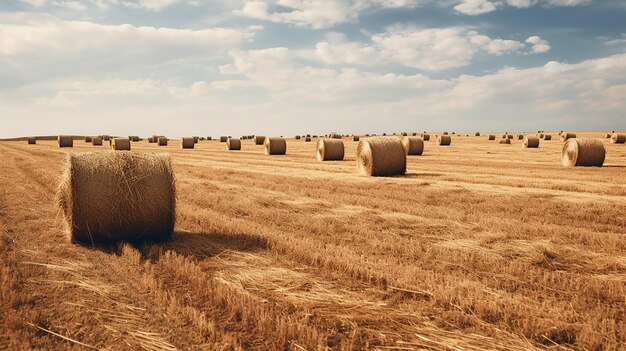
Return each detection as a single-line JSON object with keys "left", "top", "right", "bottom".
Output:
{"left": 455, "top": 0, "right": 591, "bottom": 15}
{"left": 468, "top": 31, "right": 525, "bottom": 55}
{"left": 122, "top": 0, "right": 181, "bottom": 11}
{"left": 505, "top": 0, "right": 537, "bottom": 7}
{"left": 526, "top": 35, "right": 551, "bottom": 53}
{"left": 454, "top": 0, "right": 499, "bottom": 15}
{"left": 606, "top": 34, "right": 626, "bottom": 46}
{"left": 18, "top": 0, "right": 48, "bottom": 7}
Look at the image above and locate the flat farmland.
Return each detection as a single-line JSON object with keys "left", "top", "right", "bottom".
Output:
{"left": 1, "top": 133, "right": 625, "bottom": 350}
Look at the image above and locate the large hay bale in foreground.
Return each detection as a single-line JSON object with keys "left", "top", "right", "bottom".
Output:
{"left": 112, "top": 138, "right": 131, "bottom": 151}
{"left": 523, "top": 136, "right": 540, "bottom": 148}
{"left": 488, "top": 135, "right": 496, "bottom": 140}
{"left": 422, "top": 134, "right": 430, "bottom": 141}
{"left": 316, "top": 139, "right": 344, "bottom": 161}
{"left": 181, "top": 137, "right": 195, "bottom": 149}
{"left": 562, "top": 139, "right": 605, "bottom": 167}
{"left": 402, "top": 137, "right": 424, "bottom": 156}
{"left": 57, "top": 152, "right": 175, "bottom": 244}
{"left": 58, "top": 135, "right": 73, "bottom": 148}
{"left": 158, "top": 137, "right": 168, "bottom": 146}
{"left": 255, "top": 136, "right": 265, "bottom": 145}
{"left": 561, "top": 132, "right": 576, "bottom": 141}
{"left": 227, "top": 138, "right": 241, "bottom": 150}
{"left": 356, "top": 137, "right": 406, "bottom": 176}
{"left": 28, "top": 137, "right": 36, "bottom": 145}
{"left": 610, "top": 134, "right": 626, "bottom": 144}
{"left": 499, "top": 138, "right": 511, "bottom": 145}
{"left": 264, "top": 137, "right": 286, "bottom": 155}
{"left": 437, "top": 135, "right": 451, "bottom": 146}
{"left": 92, "top": 137, "right": 103, "bottom": 146}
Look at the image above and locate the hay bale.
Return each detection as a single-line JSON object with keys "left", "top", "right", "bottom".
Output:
{"left": 543, "top": 134, "right": 552, "bottom": 141}
{"left": 254, "top": 136, "right": 265, "bottom": 145}
{"left": 227, "top": 138, "right": 241, "bottom": 150}
{"left": 443, "top": 132, "right": 449, "bottom": 135}
{"left": 148, "top": 137, "right": 155, "bottom": 143}
{"left": 92, "top": 137, "right": 103, "bottom": 146}
{"left": 562, "top": 138, "right": 605, "bottom": 167}
{"left": 437, "top": 135, "right": 451, "bottom": 146}
{"left": 523, "top": 136, "right": 540, "bottom": 148}
{"left": 295, "top": 135, "right": 301, "bottom": 140}
{"left": 27, "top": 137, "right": 36, "bottom": 145}
{"left": 488, "top": 135, "right": 496, "bottom": 140}
{"left": 57, "top": 152, "right": 175, "bottom": 244}
{"left": 207, "top": 136, "right": 212, "bottom": 141}
{"left": 158, "top": 137, "right": 168, "bottom": 146}
{"left": 422, "top": 134, "right": 430, "bottom": 141}
{"left": 219, "top": 136, "right": 227, "bottom": 142}
{"left": 610, "top": 134, "right": 626, "bottom": 144}
{"left": 401, "top": 132, "right": 408, "bottom": 136}
{"left": 181, "top": 137, "right": 195, "bottom": 149}
{"left": 499, "top": 138, "right": 511, "bottom": 144}
{"left": 264, "top": 137, "right": 286, "bottom": 155}
{"left": 605, "top": 133, "right": 612, "bottom": 139}
{"left": 316, "top": 139, "right": 344, "bottom": 161}
{"left": 475, "top": 132, "right": 480, "bottom": 136}
{"left": 356, "top": 137, "right": 406, "bottom": 176}
{"left": 402, "top": 137, "right": 424, "bottom": 156}
{"left": 85, "top": 136, "right": 92, "bottom": 143}
{"left": 58, "top": 135, "right": 73, "bottom": 148}
{"left": 517, "top": 134, "right": 524, "bottom": 140}
{"left": 561, "top": 132, "right": 576, "bottom": 141}
{"left": 538, "top": 133, "right": 545, "bottom": 139}
{"left": 102, "top": 135, "right": 110, "bottom": 141}
{"left": 112, "top": 138, "right": 131, "bottom": 151}
{"left": 353, "top": 136, "right": 360, "bottom": 142}
{"left": 132, "top": 136, "right": 139, "bottom": 142}
{"left": 305, "top": 137, "right": 312, "bottom": 142}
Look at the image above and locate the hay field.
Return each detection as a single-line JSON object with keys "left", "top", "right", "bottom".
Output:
{"left": 1, "top": 132, "right": 625, "bottom": 350}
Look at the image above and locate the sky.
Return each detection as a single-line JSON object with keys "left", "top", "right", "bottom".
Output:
{"left": 1, "top": 0, "right": 625, "bottom": 137}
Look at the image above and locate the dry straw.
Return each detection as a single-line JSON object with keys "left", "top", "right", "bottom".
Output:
{"left": 227, "top": 138, "right": 241, "bottom": 150}
{"left": 610, "top": 134, "right": 626, "bottom": 144}
{"left": 28, "top": 137, "right": 36, "bottom": 145}
{"left": 92, "top": 137, "right": 103, "bottom": 146}
{"left": 356, "top": 137, "right": 406, "bottom": 176}
{"left": 316, "top": 138, "right": 344, "bottom": 161}
{"left": 488, "top": 135, "right": 496, "bottom": 140}
{"left": 523, "top": 136, "right": 540, "bottom": 148}
{"left": 181, "top": 137, "right": 195, "bottom": 149}
{"left": 57, "top": 152, "right": 175, "bottom": 244}
{"left": 264, "top": 137, "right": 286, "bottom": 155}
{"left": 112, "top": 138, "right": 131, "bottom": 151}
{"left": 255, "top": 136, "right": 265, "bottom": 145}
{"left": 402, "top": 137, "right": 424, "bottom": 155}
{"left": 58, "top": 135, "right": 73, "bottom": 148}
{"left": 562, "top": 138, "right": 605, "bottom": 167}
{"left": 422, "top": 133, "right": 431, "bottom": 141}
{"left": 158, "top": 137, "right": 168, "bottom": 146}
{"left": 499, "top": 138, "right": 511, "bottom": 144}
{"left": 437, "top": 135, "right": 451, "bottom": 146}
{"left": 561, "top": 132, "right": 576, "bottom": 141}
{"left": 353, "top": 136, "right": 360, "bottom": 142}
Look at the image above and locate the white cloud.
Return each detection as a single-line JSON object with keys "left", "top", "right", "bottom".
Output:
{"left": 454, "top": 0, "right": 499, "bottom": 15}
{"left": 52, "top": 1, "right": 87, "bottom": 10}
{"left": 506, "top": 0, "right": 537, "bottom": 7}
{"left": 455, "top": 0, "right": 591, "bottom": 15}
{"left": 526, "top": 35, "right": 551, "bottom": 53}
{"left": 544, "top": 0, "right": 591, "bottom": 6}
{"left": 122, "top": 0, "right": 180, "bottom": 11}
{"left": 606, "top": 34, "right": 626, "bottom": 46}
{"left": 468, "top": 31, "right": 525, "bottom": 55}
{"left": 18, "top": 0, "right": 48, "bottom": 7}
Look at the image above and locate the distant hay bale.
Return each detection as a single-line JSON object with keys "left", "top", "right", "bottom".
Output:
{"left": 356, "top": 137, "right": 406, "bottom": 176}
{"left": 422, "top": 134, "right": 430, "bottom": 141}
{"left": 517, "top": 134, "right": 524, "bottom": 140}
{"left": 254, "top": 136, "right": 265, "bottom": 145}
{"left": 443, "top": 132, "right": 449, "bottom": 135}
{"left": 562, "top": 138, "right": 605, "bottom": 167}
{"left": 353, "top": 136, "right": 360, "bottom": 142}
{"left": 199, "top": 137, "right": 205, "bottom": 141}
{"left": 158, "top": 137, "right": 168, "bottom": 146}
{"left": 412, "top": 132, "right": 417, "bottom": 136}
{"left": 475, "top": 132, "right": 480, "bottom": 136}
{"left": 523, "top": 136, "right": 540, "bottom": 148}
{"left": 92, "top": 137, "right": 103, "bottom": 146}
{"left": 402, "top": 137, "right": 424, "bottom": 156}
{"left": 227, "top": 138, "right": 241, "bottom": 150}
{"left": 499, "top": 138, "right": 511, "bottom": 144}
{"left": 264, "top": 137, "right": 286, "bottom": 155}
{"left": 305, "top": 137, "right": 312, "bottom": 142}
{"left": 295, "top": 135, "right": 301, "bottom": 140}
{"left": 132, "top": 136, "right": 139, "bottom": 142}
{"left": 330, "top": 133, "right": 342, "bottom": 139}
{"left": 181, "top": 137, "right": 195, "bottom": 149}
{"left": 316, "top": 139, "right": 344, "bottom": 161}
{"left": 58, "top": 135, "right": 73, "bottom": 148}
{"left": 488, "top": 135, "right": 496, "bottom": 140}
{"left": 148, "top": 137, "right": 155, "bottom": 143}
{"left": 437, "top": 135, "right": 451, "bottom": 146}
{"left": 220, "top": 136, "right": 228, "bottom": 142}
{"left": 28, "top": 137, "right": 36, "bottom": 145}
{"left": 313, "top": 135, "right": 319, "bottom": 138}
{"left": 193, "top": 137, "right": 199, "bottom": 143}
{"left": 605, "top": 133, "right": 612, "bottom": 138}
{"left": 85, "top": 136, "right": 92, "bottom": 143}
{"left": 102, "top": 135, "right": 110, "bottom": 141}
{"left": 538, "top": 133, "right": 545, "bottom": 139}
{"left": 206, "top": 136, "right": 212, "bottom": 141}
{"left": 57, "top": 152, "right": 175, "bottom": 244}
{"left": 544, "top": 134, "right": 552, "bottom": 141}
{"left": 561, "top": 132, "right": 576, "bottom": 141}
{"left": 401, "top": 132, "right": 408, "bottom": 136}
{"left": 112, "top": 138, "right": 131, "bottom": 151}
{"left": 610, "top": 134, "right": 626, "bottom": 144}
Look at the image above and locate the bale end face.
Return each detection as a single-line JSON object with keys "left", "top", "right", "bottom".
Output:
{"left": 357, "top": 137, "right": 406, "bottom": 176}
{"left": 562, "top": 138, "right": 605, "bottom": 167}
{"left": 92, "top": 137, "right": 103, "bottom": 146}
{"left": 181, "top": 137, "right": 195, "bottom": 149}
{"left": 58, "top": 135, "right": 73, "bottom": 148}
{"left": 158, "top": 137, "right": 168, "bottom": 146}
{"left": 112, "top": 138, "right": 131, "bottom": 151}
{"left": 27, "top": 137, "right": 36, "bottom": 145}
{"left": 316, "top": 139, "right": 344, "bottom": 161}
{"left": 227, "top": 138, "right": 242, "bottom": 150}
{"left": 264, "top": 137, "right": 286, "bottom": 155}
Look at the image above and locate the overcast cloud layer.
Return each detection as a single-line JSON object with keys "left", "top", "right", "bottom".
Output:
{"left": 0, "top": 0, "right": 625, "bottom": 137}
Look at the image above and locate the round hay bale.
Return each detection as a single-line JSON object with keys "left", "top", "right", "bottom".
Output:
{"left": 102, "top": 135, "right": 110, "bottom": 141}
{"left": 538, "top": 133, "right": 545, "bottom": 139}
{"left": 254, "top": 136, "right": 265, "bottom": 145}
{"left": 356, "top": 137, "right": 406, "bottom": 176}
{"left": 605, "top": 133, "right": 612, "bottom": 139}
{"left": 85, "top": 136, "right": 92, "bottom": 143}
{"left": 219, "top": 136, "right": 228, "bottom": 142}
{"left": 158, "top": 137, "right": 168, "bottom": 146}
{"left": 475, "top": 132, "right": 480, "bottom": 136}
{"left": 523, "top": 136, "right": 540, "bottom": 148}
{"left": 305, "top": 137, "right": 312, "bottom": 142}
{"left": 402, "top": 137, "right": 424, "bottom": 156}
{"left": 207, "top": 136, "right": 212, "bottom": 141}
{"left": 112, "top": 138, "right": 131, "bottom": 151}
{"left": 499, "top": 138, "right": 511, "bottom": 144}
{"left": 561, "top": 132, "right": 576, "bottom": 141}
{"left": 316, "top": 139, "right": 344, "bottom": 161}
{"left": 58, "top": 135, "right": 73, "bottom": 148}
{"left": 353, "top": 136, "right": 360, "bottom": 142}
{"left": 443, "top": 132, "right": 449, "bottom": 135}
{"left": 92, "top": 137, "right": 103, "bottom": 146}
{"left": 264, "top": 137, "right": 286, "bottom": 155}
{"left": 148, "top": 137, "right": 155, "bottom": 143}
{"left": 57, "top": 152, "right": 175, "bottom": 244}
{"left": 437, "top": 135, "right": 451, "bottom": 146}
{"left": 412, "top": 132, "right": 417, "bottom": 136}
{"left": 181, "top": 137, "right": 195, "bottom": 149}
{"left": 610, "top": 134, "right": 626, "bottom": 144}
{"left": 132, "top": 136, "right": 139, "bottom": 142}
{"left": 227, "top": 138, "right": 241, "bottom": 150}
{"left": 562, "top": 138, "right": 605, "bottom": 167}
{"left": 193, "top": 137, "right": 199, "bottom": 144}
{"left": 488, "top": 135, "right": 496, "bottom": 140}
{"left": 517, "top": 134, "right": 524, "bottom": 140}
{"left": 401, "top": 132, "right": 408, "bottom": 136}
{"left": 422, "top": 134, "right": 430, "bottom": 141}
{"left": 544, "top": 134, "right": 552, "bottom": 141}
{"left": 27, "top": 137, "right": 36, "bottom": 145}
{"left": 295, "top": 135, "right": 301, "bottom": 140}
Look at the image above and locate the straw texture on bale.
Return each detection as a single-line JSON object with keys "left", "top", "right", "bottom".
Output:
{"left": 610, "top": 134, "right": 626, "bottom": 144}
{"left": 220, "top": 136, "right": 228, "bottom": 142}
{"left": 85, "top": 136, "right": 92, "bottom": 143}
{"left": 402, "top": 137, "right": 424, "bottom": 156}
{"left": 255, "top": 136, "right": 265, "bottom": 145}
{"left": 227, "top": 138, "right": 241, "bottom": 150}
{"left": 158, "top": 137, "right": 168, "bottom": 146}
{"left": 523, "top": 136, "right": 540, "bottom": 148}
{"left": 112, "top": 138, "right": 131, "bottom": 151}
{"left": 437, "top": 135, "right": 451, "bottom": 146}
{"left": 422, "top": 134, "right": 430, "bottom": 141}
{"left": 561, "top": 132, "right": 576, "bottom": 141}
{"left": 316, "top": 139, "right": 344, "bottom": 161}
{"left": 92, "top": 137, "right": 103, "bottom": 146}
{"left": 562, "top": 138, "right": 605, "bottom": 167}
{"left": 28, "top": 137, "right": 36, "bottom": 145}
{"left": 499, "top": 138, "right": 511, "bottom": 144}
{"left": 57, "top": 152, "right": 175, "bottom": 244}
{"left": 58, "top": 135, "right": 73, "bottom": 148}
{"left": 356, "top": 137, "right": 406, "bottom": 176}
{"left": 264, "top": 137, "right": 286, "bottom": 155}
{"left": 305, "top": 137, "right": 312, "bottom": 142}
{"left": 353, "top": 136, "right": 360, "bottom": 142}
{"left": 544, "top": 134, "right": 552, "bottom": 141}
{"left": 181, "top": 137, "right": 195, "bottom": 149}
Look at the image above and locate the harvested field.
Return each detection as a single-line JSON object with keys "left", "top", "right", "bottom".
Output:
{"left": 0, "top": 131, "right": 625, "bottom": 350}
